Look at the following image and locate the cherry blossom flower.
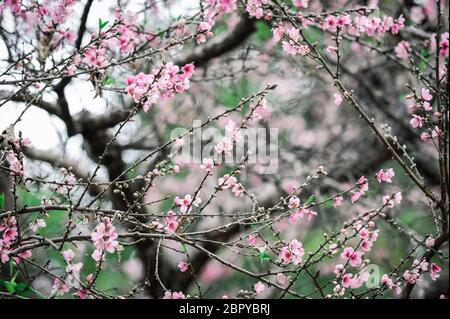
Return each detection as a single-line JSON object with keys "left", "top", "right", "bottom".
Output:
{"left": 245, "top": 0, "right": 268, "bottom": 19}
{"left": 163, "top": 290, "right": 186, "bottom": 299}
{"left": 214, "top": 136, "right": 233, "bottom": 155}
{"left": 326, "top": 46, "right": 338, "bottom": 53}
{"left": 333, "top": 196, "right": 344, "bottom": 208}
{"left": 381, "top": 274, "right": 402, "bottom": 295}
{"left": 288, "top": 196, "right": 300, "bottom": 209}
{"left": 200, "top": 158, "right": 214, "bottom": 172}
{"left": 5, "top": 151, "right": 23, "bottom": 176}
{"left": 293, "top": 0, "right": 308, "bottom": 8}
{"left": 410, "top": 114, "right": 424, "bottom": 128}
{"left": 126, "top": 63, "right": 194, "bottom": 112}
{"left": 82, "top": 46, "right": 106, "bottom": 68}
{"left": 57, "top": 170, "right": 75, "bottom": 193}
{"left": 403, "top": 259, "right": 429, "bottom": 284}
{"left": 394, "top": 41, "right": 410, "bottom": 60}
{"left": 196, "top": 21, "right": 213, "bottom": 44}
{"left": 52, "top": 278, "right": 70, "bottom": 296}
{"left": 421, "top": 88, "right": 433, "bottom": 101}
{"left": 420, "top": 132, "right": 431, "bottom": 141}
{"left": 430, "top": 263, "right": 442, "bottom": 281}
{"left": 254, "top": 281, "right": 266, "bottom": 293}
{"left": 91, "top": 218, "right": 121, "bottom": 261}
{"left": 218, "top": 174, "right": 237, "bottom": 189}
{"left": 178, "top": 261, "right": 189, "bottom": 273}
{"left": 30, "top": 219, "right": 46, "bottom": 232}
{"left": 376, "top": 168, "right": 395, "bottom": 183}
{"left": 62, "top": 249, "right": 75, "bottom": 262}
{"left": 351, "top": 176, "right": 369, "bottom": 202}
{"left": 382, "top": 192, "right": 402, "bottom": 208}
{"left": 174, "top": 194, "right": 202, "bottom": 213}
{"left": 329, "top": 243, "right": 338, "bottom": 254}
{"left": 279, "top": 239, "right": 305, "bottom": 265}
{"left": 360, "top": 240, "right": 373, "bottom": 252}
{"left": 248, "top": 234, "right": 258, "bottom": 246}
{"left": 277, "top": 273, "right": 287, "bottom": 285}
{"left": 164, "top": 210, "right": 179, "bottom": 233}
{"left": 425, "top": 236, "right": 435, "bottom": 248}
{"left": 439, "top": 32, "right": 449, "bottom": 57}
{"left": 334, "top": 93, "right": 343, "bottom": 106}
{"left": 341, "top": 247, "right": 363, "bottom": 268}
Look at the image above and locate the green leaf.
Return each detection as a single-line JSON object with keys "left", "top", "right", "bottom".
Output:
{"left": 0, "top": 192, "right": 4, "bottom": 210}
{"left": 304, "top": 195, "right": 315, "bottom": 206}
{"left": 420, "top": 49, "right": 429, "bottom": 58}
{"left": 4, "top": 281, "right": 17, "bottom": 294}
{"left": 103, "top": 75, "right": 115, "bottom": 85}
{"left": 259, "top": 250, "right": 271, "bottom": 262}
{"left": 11, "top": 270, "right": 18, "bottom": 283}
{"left": 98, "top": 19, "right": 109, "bottom": 31}
{"left": 9, "top": 261, "right": 14, "bottom": 276}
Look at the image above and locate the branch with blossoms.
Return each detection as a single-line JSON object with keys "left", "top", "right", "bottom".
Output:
{"left": 0, "top": 0, "right": 448, "bottom": 300}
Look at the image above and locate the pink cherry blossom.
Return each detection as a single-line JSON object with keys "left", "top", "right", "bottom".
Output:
{"left": 245, "top": 0, "right": 268, "bottom": 19}
{"left": 91, "top": 217, "right": 121, "bottom": 261}
{"left": 334, "top": 93, "right": 343, "bottom": 106}
{"left": 200, "top": 158, "right": 214, "bottom": 172}
{"left": 326, "top": 46, "right": 338, "bottom": 53}
{"left": 163, "top": 290, "right": 186, "bottom": 299}
{"left": 288, "top": 196, "right": 300, "bottom": 209}
{"left": 410, "top": 114, "right": 424, "bottom": 128}
{"left": 178, "top": 261, "right": 189, "bottom": 273}
{"left": 62, "top": 249, "right": 75, "bottom": 262}
{"left": 279, "top": 239, "right": 305, "bottom": 265}
{"left": 420, "top": 132, "right": 431, "bottom": 141}
{"left": 196, "top": 21, "right": 213, "bottom": 43}
{"left": 31, "top": 219, "right": 46, "bottom": 232}
{"left": 341, "top": 247, "right": 363, "bottom": 268}
{"left": 394, "top": 41, "right": 410, "bottom": 60}
{"left": 425, "top": 236, "right": 435, "bottom": 248}
{"left": 174, "top": 194, "right": 202, "bottom": 213}
{"left": 52, "top": 278, "right": 70, "bottom": 296}
{"left": 439, "top": 32, "right": 449, "bottom": 57}
{"left": 430, "top": 263, "right": 442, "bottom": 281}
{"left": 333, "top": 196, "right": 344, "bottom": 208}
{"left": 277, "top": 273, "right": 287, "bottom": 285}
{"left": 164, "top": 210, "right": 179, "bottom": 233}
{"left": 293, "top": 0, "right": 308, "bottom": 8}
{"left": 126, "top": 63, "right": 194, "bottom": 112}
{"left": 376, "top": 168, "right": 395, "bottom": 183}
{"left": 248, "top": 234, "right": 258, "bottom": 246}
{"left": 254, "top": 281, "right": 266, "bottom": 293}
{"left": 382, "top": 192, "right": 402, "bottom": 208}
{"left": 421, "top": 88, "right": 433, "bottom": 101}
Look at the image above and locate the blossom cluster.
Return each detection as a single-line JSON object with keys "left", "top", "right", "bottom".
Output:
{"left": 331, "top": 218, "right": 381, "bottom": 295}
{"left": 174, "top": 194, "right": 202, "bottom": 214}
{"left": 279, "top": 239, "right": 305, "bottom": 265}
{"left": 405, "top": 88, "right": 443, "bottom": 143}
{"left": 403, "top": 259, "right": 442, "bottom": 284}
{"left": 163, "top": 290, "right": 186, "bottom": 299}
{"left": 288, "top": 195, "right": 317, "bottom": 223}
{"left": 0, "top": 216, "right": 32, "bottom": 264}
{"left": 245, "top": 0, "right": 269, "bottom": 20}
{"left": 319, "top": 14, "right": 405, "bottom": 36}
{"left": 126, "top": 63, "right": 195, "bottom": 112}
{"left": 91, "top": 218, "right": 122, "bottom": 261}
{"left": 218, "top": 174, "right": 245, "bottom": 197}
